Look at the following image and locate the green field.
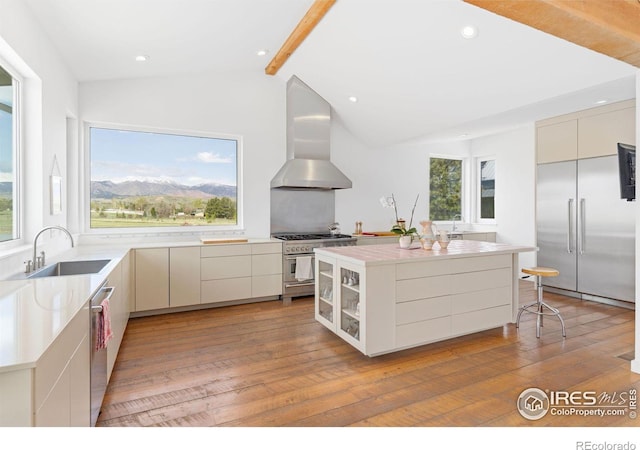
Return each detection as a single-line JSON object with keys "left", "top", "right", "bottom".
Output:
{"left": 90, "top": 215, "right": 235, "bottom": 229}
{"left": 0, "top": 210, "right": 12, "bottom": 241}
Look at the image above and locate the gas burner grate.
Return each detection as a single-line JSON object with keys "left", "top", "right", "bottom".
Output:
{"left": 272, "top": 233, "right": 353, "bottom": 241}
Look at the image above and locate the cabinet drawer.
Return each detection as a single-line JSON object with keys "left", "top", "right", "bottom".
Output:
{"left": 452, "top": 304, "right": 511, "bottom": 335}
{"left": 201, "top": 278, "right": 252, "bottom": 303}
{"left": 396, "top": 316, "right": 451, "bottom": 348}
{"left": 201, "top": 244, "right": 251, "bottom": 258}
{"left": 396, "top": 254, "right": 511, "bottom": 280}
{"left": 396, "top": 268, "right": 512, "bottom": 302}
{"left": 396, "top": 296, "right": 451, "bottom": 325}
{"left": 251, "top": 242, "right": 282, "bottom": 254}
{"left": 252, "top": 253, "right": 282, "bottom": 276}
{"left": 252, "top": 274, "right": 282, "bottom": 297}
{"left": 201, "top": 255, "right": 251, "bottom": 280}
{"left": 451, "top": 286, "right": 511, "bottom": 315}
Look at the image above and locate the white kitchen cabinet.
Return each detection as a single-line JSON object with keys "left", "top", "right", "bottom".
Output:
{"left": 201, "top": 244, "right": 251, "bottom": 304}
{"left": 130, "top": 242, "right": 281, "bottom": 312}
{"left": 450, "top": 232, "right": 496, "bottom": 242}
{"left": 578, "top": 104, "right": 636, "bottom": 158}
{"left": 536, "top": 99, "right": 635, "bottom": 164}
{"left": 315, "top": 255, "right": 395, "bottom": 355}
{"left": 134, "top": 248, "right": 169, "bottom": 311}
{"left": 251, "top": 244, "right": 282, "bottom": 298}
{"left": 170, "top": 247, "right": 201, "bottom": 307}
{"left": 107, "top": 253, "right": 131, "bottom": 379}
{"left": 536, "top": 119, "right": 578, "bottom": 163}
{"left": 316, "top": 259, "right": 336, "bottom": 328}
{"left": 315, "top": 257, "right": 367, "bottom": 353}
{"left": 35, "top": 301, "right": 91, "bottom": 426}
{"left": 315, "top": 245, "right": 523, "bottom": 357}
{"left": 200, "top": 242, "right": 282, "bottom": 304}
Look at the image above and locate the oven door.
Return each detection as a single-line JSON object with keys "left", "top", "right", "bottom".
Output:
{"left": 283, "top": 253, "right": 315, "bottom": 285}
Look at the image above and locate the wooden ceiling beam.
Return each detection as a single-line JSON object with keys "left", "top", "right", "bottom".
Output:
{"left": 265, "top": 0, "right": 336, "bottom": 75}
{"left": 464, "top": 0, "right": 640, "bottom": 68}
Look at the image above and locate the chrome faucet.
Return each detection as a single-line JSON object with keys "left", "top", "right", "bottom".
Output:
{"left": 452, "top": 214, "right": 463, "bottom": 232}
{"left": 29, "top": 226, "right": 74, "bottom": 273}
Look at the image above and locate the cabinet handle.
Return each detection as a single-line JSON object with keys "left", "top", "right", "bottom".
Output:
{"left": 579, "top": 198, "right": 586, "bottom": 255}
{"left": 285, "top": 282, "right": 315, "bottom": 288}
{"left": 567, "top": 199, "right": 574, "bottom": 253}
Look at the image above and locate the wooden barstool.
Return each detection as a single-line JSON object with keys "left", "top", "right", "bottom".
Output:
{"left": 516, "top": 267, "right": 566, "bottom": 338}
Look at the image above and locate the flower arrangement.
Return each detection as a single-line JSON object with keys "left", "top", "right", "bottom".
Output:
{"left": 387, "top": 193, "right": 419, "bottom": 237}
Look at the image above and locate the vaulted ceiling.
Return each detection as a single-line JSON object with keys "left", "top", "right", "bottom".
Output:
{"left": 24, "top": 0, "right": 638, "bottom": 147}
{"left": 465, "top": 0, "right": 640, "bottom": 68}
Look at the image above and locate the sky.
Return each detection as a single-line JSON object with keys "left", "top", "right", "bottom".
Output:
{"left": 90, "top": 127, "right": 237, "bottom": 186}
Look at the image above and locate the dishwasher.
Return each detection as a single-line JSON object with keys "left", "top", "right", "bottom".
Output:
{"left": 90, "top": 280, "right": 115, "bottom": 427}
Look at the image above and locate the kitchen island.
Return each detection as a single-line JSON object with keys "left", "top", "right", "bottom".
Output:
{"left": 314, "top": 240, "right": 535, "bottom": 356}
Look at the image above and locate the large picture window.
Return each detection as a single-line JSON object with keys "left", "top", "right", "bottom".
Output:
{"left": 0, "top": 64, "right": 18, "bottom": 243}
{"left": 89, "top": 125, "right": 240, "bottom": 230}
{"left": 429, "top": 156, "right": 463, "bottom": 221}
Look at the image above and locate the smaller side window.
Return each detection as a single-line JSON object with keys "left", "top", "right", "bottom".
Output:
{"left": 429, "top": 156, "right": 463, "bottom": 221}
{"left": 478, "top": 158, "right": 495, "bottom": 221}
{"left": 0, "top": 64, "right": 18, "bottom": 244}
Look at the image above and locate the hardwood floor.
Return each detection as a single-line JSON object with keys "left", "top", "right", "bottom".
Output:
{"left": 97, "top": 281, "right": 640, "bottom": 428}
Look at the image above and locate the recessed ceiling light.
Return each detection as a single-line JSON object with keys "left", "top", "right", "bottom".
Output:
{"left": 135, "top": 55, "right": 149, "bottom": 62}
{"left": 595, "top": 99, "right": 608, "bottom": 104}
{"left": 461, "top": 25, "right": 478, "bottom": 39}
{"left": 256, "top": 49, "right": 269, "bottom": 57}
{"left": 348, "top": 96, "right": 358, "bottom": 103}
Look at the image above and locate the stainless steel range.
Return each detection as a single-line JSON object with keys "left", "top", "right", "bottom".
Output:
{"left": 272, "top": 232, "right": 356, "bottom": 304}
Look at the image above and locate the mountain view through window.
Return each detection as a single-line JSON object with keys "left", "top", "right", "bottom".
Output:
{"left": 89, "top": 126, "right": 238, "bottom": 229}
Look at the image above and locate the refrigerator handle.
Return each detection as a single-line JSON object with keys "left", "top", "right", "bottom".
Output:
{"left": 579, "top": 198, "right": 586, "bottom": 254}
{"left": 567, "top": 199, "right": 574, "bottom": 253}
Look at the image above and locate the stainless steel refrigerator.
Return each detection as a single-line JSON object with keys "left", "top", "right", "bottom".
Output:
{"left": 536, "top": 155, "right": 635, "bottom": 303}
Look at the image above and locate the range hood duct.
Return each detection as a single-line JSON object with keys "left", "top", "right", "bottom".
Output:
{"left": 270, "top": 76, "right": 352, "bottom": 190}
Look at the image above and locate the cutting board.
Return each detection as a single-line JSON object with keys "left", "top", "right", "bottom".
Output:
{"left": 359, "top": 231, "right": 397, "bottom": 236}
{"left": 200, "top": 237, "right": 249, "bottom": 244}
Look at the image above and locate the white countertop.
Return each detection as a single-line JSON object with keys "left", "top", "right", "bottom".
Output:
{"left": 0, "top": 247, "right": 127, "bottom": 373}
{"left": 315, "top": 240, "right": 536, "bottom": 266}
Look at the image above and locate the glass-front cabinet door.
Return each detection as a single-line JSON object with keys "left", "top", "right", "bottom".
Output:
{"left": 316, "top": 258, "right": 335, "bottom": 328}
{"left": 337, "top": 264, "right": 363, "bottom": 350}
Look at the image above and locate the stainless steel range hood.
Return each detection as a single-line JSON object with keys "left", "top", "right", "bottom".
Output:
{"left": 270, "top": 76, "right": 352, "bottom": 190}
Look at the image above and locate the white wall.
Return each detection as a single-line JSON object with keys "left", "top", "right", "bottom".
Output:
{"left": 333, "top": 120, "right": 537, "bottom": 273}
{"left": 470, "top": 125, "right": 537, "bottom": 270}
{"left": 78, "top": 72, "right": 285, "bottom": 239}
{"left": 0, "top": 0, "right": 78, "bottom": 275}
{"left": 333, "top": 120, "right": 472, "bottom": 233}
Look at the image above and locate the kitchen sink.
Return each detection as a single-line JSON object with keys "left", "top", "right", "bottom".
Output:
{"left": 27, "top": 259, "right": 111, "bottom": 279}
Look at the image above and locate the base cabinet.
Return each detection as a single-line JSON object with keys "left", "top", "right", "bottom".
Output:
{"left": 134, "top": 248, "right": 169, "bottom": 311}
{"left": 170, "top": 247, "right": 201, "bottom": 307}
{"left": 133, "top": 242, "right": 282, "bottom": 313}
{"left": 315, "top": 252, "right": 515, "bottom": 356}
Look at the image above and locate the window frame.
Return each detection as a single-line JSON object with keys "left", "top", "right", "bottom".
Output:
{"left": 83, "top": 121, "right": 244, "bottom": 235}
{"left": 427, "top": 154, "right": 467, "bottom": 224}
{"left": 475, "top": 156, "right": 496, "bottom": 224}
{"left": 0, "top": 57, "right": 22, "bottom": 250}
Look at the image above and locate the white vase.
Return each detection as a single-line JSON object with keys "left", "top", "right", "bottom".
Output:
{"left": 399, "top": 235, "right": 412, "bottom": 248}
